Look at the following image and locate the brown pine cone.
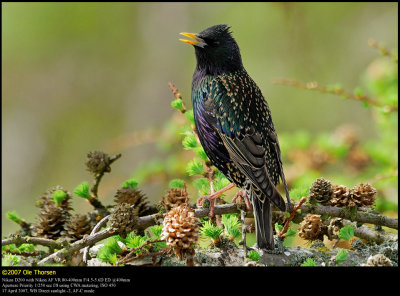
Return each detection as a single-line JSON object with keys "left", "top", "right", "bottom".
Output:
{"left": 161, "top": 204, "right": 199, "bottom": 261}
{"left": 85, "top": 151, "right": 111, "bottom": 175}
{"left": 33, "top": 202, "right": 69, "bottom": 239}
{"left": 347, "top": 147, "right": 370, "bottom": 171}
{"left": 64, "top": 214, "right": 92, "bottom": 241}
{"left": 160, "top": 185, "right": 189, "bottom": 212}
{"left": 329, "top": 185, "right": 357, "bottom": 207}
{"left": 108, "top": 203, "right": 139, "bottom": 238}
{"left": 350, "top": 183, "right": 377, "bottom": 208}
{"left": 298, "top": 214, "right": 326, "bottom": 241}
{"left": 309, "top": 177, "right": 334, "bottom": 204}
{"left": 33, "top": 186, "right": 72, "bottom": 239}
{"left": 114, "top": 187, "right": 151, "bottom": 216}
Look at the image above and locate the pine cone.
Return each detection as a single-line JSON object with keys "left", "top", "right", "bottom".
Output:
{"left": 114, "top": 187, "right": 151, "bottom": 216}
{"left": 361, "top": 254, "right": 393, "bottom": 266}
{"left": 33, "top": 202, "right": 69, "bottom": 239}
{"left": 64, "top": 214, "right": 92, "bottom": 241}
{"left": 298, "top": 214, "right": 326, "bottom": 241}
{"left": 36, "top": 186, "right": 73, "bottom": 212}
{"left": 161, "top": 204, "right": 199, "bottom": 261}
{"left": 85, "top": 151, "right": 111, "bottom": 175}
{"left": 33, "top": 186, "right": 72, "bottom": 239}
{"left": 329, "top": 185, "right": 356, "bottom": 207}
{"left": 160, "top": 186, "right": 189, "bottom": 212}
{"left": 309, "top": 177, "right": 334, "bottom": 204}
{"left": 108, "top": 203, "right": 139, "bottom": 238}
{"left": 350, "top": 183, "right": 377, "bottom": 208}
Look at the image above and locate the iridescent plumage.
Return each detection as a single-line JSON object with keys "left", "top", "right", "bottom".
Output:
{"left": 182, "top": 24, "right": 289, "bottom": 249}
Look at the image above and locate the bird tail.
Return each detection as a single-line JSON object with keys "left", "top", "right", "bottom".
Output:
{"left": 251, "top": 192, "right": 274, "bottom": 250}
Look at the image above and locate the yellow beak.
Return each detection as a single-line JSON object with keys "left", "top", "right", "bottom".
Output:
{"left": 179, "top": 32, "right": 206, "bottom": 48}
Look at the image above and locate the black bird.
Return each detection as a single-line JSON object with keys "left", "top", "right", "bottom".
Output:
{"left": 180, "top": 24, "right": 290, "bottom": 250}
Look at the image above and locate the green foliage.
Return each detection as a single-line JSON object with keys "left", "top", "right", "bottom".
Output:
{"left": 247, "top": 250, "right": 260, "bottom": 261}
{"left": 185, "top": 109, "right": 195, "bottom": 125}
{"left": 147, "top": 225, "right": 163, "bottom": 240}
{"left": 193, "top": 178, "right": 210, "bottom": 196}
{"left": 97, "top": 235, "right": 123, "bottom": 264}
{"left": 286, "top": 227, "right": 297, "bottom": 238}
{"left": 338, "top": 225, "right": 354, "bottom": 241}
{"left": 274, "top": 222, "right": 283, "bottom": 233}
{"left": 335, "top": 248, "right": 348, "bottom": 265}
{"left": 289, "top": 186, "right": 310, "bottom": 201}
{"left": 300, "top": 257, "right": 316, "bottom": 266}
{"left": 2, "top": 254, "right": 19, "bottom": 266}
{"left": 18, "top": 244, "right": 35, "bottom": 253}
{"left": 213, "top": 171, "right": 231, "bottom": 192}
{"left": 74, "top": 181, "right": 91, "bottom": 199}
{"left": 6, "top": 211, "right": 23, "bottom": 225}
{"left": 171, "top": 98, "right": 183, "bottom": 111}
{"left": 200, "top": 220, "right": 223, "bottom": 243}
{"left": 169, "top": 179, "right": 185, "bottom": 189}
{"left": 121, "top": 179, "right": 138, "bottom": 190}
{"left": 221, "top": 214, "right": 242, "bottom": 240}
{"left": 194, "top": 146, "right": 208, "bottom": 161}
{"left": 52, "top": 189, "right": 67, "bottom": 205}
{"left": 186, "top": 158, "right": 204, "bottom": 176}
{"left": 182, "top": 132, "right": 198, "bottom": 150}
{"left": 125, "top": 232, "right": 147, "bottom": 252}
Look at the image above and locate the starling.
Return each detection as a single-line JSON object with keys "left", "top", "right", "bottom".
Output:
{"left": 180, "top": 24, "right": 290, "bottom": 249}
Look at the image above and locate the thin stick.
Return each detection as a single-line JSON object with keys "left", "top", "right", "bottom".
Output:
{"left": 83, "top": 214, "right": 111, "bottom": 263}
{"left": 117, "top": 239, "right": 165, "bottom": 266}
{"left": 273, "top": 79, "right": 397, "bottom": 112}
{"left": 278, "top": 197, "right": 307, "bottom": 239}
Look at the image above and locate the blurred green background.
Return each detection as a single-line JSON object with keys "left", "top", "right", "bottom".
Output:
{"left": 2, "top": 2, "right": 398, "bottom": 236}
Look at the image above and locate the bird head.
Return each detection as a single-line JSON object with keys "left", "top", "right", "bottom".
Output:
{"left": 180, "top": 24, "right": 243, "bottom": 74}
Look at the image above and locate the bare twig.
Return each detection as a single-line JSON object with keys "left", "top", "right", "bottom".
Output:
{"left": 2, "top": 235, "right": 63, "bottom": 251}
{"left": 91, "top": 153, "right": 122, "bottom": 199}
{"left": 278, "top": 197, "right": 307, "bottom": 239}
{"left": 117, "top": 239, "right": 165, "bottom": 266}
{"left": 83, "top": 214, "right": 111, "bottom": 263}
{"left": 368, "top": 38, "right": 398, "bottom": 63}
{"left": 272, "top": 78, "right": 397, "bottom": 112}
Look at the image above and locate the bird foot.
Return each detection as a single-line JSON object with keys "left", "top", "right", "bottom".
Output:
{"left": 196, "top": 183, "right": 236, "bottom": 217}
{"left": 232, "top": 190, "right": 251, "bottom": 212}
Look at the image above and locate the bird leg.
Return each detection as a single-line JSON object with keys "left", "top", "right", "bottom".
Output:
{"left": 196, "top": 183, "right": 236, "bottom": 217}
{"left": 232, "top": 190, "right": 252, "bottom": 212}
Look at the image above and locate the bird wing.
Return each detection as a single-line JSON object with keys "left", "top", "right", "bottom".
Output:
{"left": 201, "top": 72, "right": 286, "bottom": 211}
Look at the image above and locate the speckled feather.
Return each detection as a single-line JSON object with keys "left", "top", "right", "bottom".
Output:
{"left": 187, "top": 24, "right": 288, "bottom": 249}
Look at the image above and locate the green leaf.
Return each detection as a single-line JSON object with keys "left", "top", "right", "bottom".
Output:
{"left": 286, "top": 228, "right": 297, "bottom": 238}
{"left": 193, "top": 178, "right": 210, "bottom": 195}
{"left": 185, "top": 109, "right": 195, "bottom": 125}
{"left": 74, "top": 182, "right": 91, "bottom": 199}
{"left": 300, "top": 258, "right": 316, "bottom": 267}
{"left": 18, "top": 244, "right": 35, "bottom": 253}
{"left": 338, "top": 225, "right": 354, "bottom": 241}
{"left": 182, "top": 132, "right": 198, "bottom": 150}
{"left": 122, "top": 179, "right": 138, "bottom": 190}
{"left": 247, "top": 250, "right": 260, "bottom": 261}
{"left": 171, "top": 98, "right": 183, "bottom": 110}
{"left": 52, "top": 189, "right": 67, "bottom": 205}
{"left": 125, "top": 232, "right": 147, "bottom": 252}
{"left": 6, "top": 211, "right": 23, "bottom": 225}
{"left": 186, "top": 158, "right": 204, "bottom": 176}
{"left": 274, "top": 222, "right": 283, "bottom": 233}
{"left": 200, "top": 220, "right": 223, "bottom": 241}
{"left": 194, "top": 146, "right": 208, "bottom": 161}
{"left": 335, "top": 248, "right": 348, "bottom": 265}
{"left": 147, "top": 225, "right": 163, "bottom": 240}
{"left": 169, "top": 179, "right": 184, "bottom": 189}
{"left": 289, "top": 186, "right": 310, "bottom": 201}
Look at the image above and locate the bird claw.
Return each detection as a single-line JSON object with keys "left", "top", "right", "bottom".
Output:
{"left": 232, "top": 190, "right": 251, "bottom": 212}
